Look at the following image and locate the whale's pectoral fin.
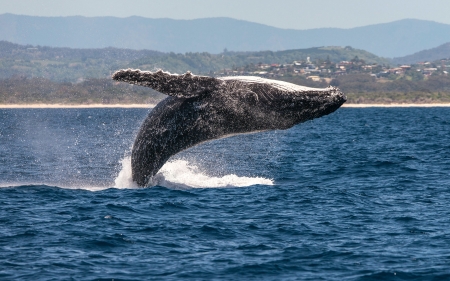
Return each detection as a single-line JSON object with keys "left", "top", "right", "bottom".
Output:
{"left": 112, "top": 69, "right": 222, "bottom": 98}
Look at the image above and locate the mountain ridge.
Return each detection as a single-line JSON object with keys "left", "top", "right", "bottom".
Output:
{"left": 393, "top": 42, "right": 450, "bottom": 64}
{"left": 2, "top": 14, "right": 450, "bottom": 58}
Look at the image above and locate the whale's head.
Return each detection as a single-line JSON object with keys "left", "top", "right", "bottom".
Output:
{"left": 288, "top": 86, "right": 346, "bottom": 122}
{"left": 221, "top": 76, "right": 346, "bottom": 127}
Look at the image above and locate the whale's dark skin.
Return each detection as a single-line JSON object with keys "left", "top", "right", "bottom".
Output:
{"left": 112, "top": 69, "right": 346, "bottom": 187}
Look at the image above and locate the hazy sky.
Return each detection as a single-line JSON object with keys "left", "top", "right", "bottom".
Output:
{"left": 1, "top": 0, "right": 449, "bottom": 30}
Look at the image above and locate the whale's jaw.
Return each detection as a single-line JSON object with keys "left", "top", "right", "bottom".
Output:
{"left": 309, "top": 86, "right": 347, "bottom": 119}
{"left": 274, "top": 86, "right": 346, "bottom": 128}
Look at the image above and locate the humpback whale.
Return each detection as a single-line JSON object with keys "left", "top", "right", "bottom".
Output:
{"left": 112, "top": 69, "right": 346, "bottom": 187}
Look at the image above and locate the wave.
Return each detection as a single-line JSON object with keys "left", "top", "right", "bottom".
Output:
{"left": 1, "top": 157, "right": 273, "bottom": 191}
{"left": 114, "top": 157, "right": 273, "bottom": 189}
{"left": 0, "top": 182, "right": 110, "bottom": 192}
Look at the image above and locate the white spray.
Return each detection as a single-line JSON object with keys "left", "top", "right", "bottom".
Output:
{"left": 114, "top": 156, "right": 273, "bottom": 189}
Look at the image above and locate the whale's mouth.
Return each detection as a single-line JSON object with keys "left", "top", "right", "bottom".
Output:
{"left": 316, "top": 86, "right": 346, "bottom": 107}
{"left": 323, "top": 88, "right": 347, "bottom": 113}
{"left": 285, "top": 86, "right": 346, "bottom": 123}
{"left": 331, "top": 87, "right": 347, "bottom": 104}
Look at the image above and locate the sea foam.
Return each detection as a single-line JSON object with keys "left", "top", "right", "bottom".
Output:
{"left": 114, "top": 156, "right": 273, "bottom": 189}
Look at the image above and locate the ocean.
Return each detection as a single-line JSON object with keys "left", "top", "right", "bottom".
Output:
{"left": 1, "top": 107, "right": 450, "bottom": 280}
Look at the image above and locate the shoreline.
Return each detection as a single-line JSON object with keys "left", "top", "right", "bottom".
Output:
{"left": 0, "top": 103, "right": 155, "bottom": 109}
{"left": 1, "top": 103, "right": 450, "bottom": 109}
{"left": 342, "top": 103, "right": 450, "bottom": 108}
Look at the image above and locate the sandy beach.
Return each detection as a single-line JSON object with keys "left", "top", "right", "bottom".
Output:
{"left": 1, "top": 103, "right": 450, "bottom": 109}
{"left": 342, "top": 103, "right": 450, "bottom": 108}
{"left": 0, "top": 104, "right": 155, "bottom": 109}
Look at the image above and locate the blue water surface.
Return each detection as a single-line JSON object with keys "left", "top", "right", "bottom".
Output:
{"left": 1, "top": 107, "right": 450, "bottom": 280}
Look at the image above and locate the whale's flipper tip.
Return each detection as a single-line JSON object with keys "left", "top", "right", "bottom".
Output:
{"left": 112, "top": 68, "right": 221, "bottom": 98}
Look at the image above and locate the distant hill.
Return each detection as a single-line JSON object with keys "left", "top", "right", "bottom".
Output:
{"left": 0, "top": 41, "right": 387, "bottom": 82}
{"left": 128, "top": 46, "right": 388, "bottom": 75}
{"left": 392, "top": 42, "right": 450, "bottom": 65}
{"left": 2, "top": 14, "right": 450, "bottom": 58}
{"left": 0, "top": 40, "right": 163, "bottom": 61}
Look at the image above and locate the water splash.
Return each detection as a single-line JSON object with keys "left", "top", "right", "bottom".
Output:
{"left": 114, "top": 156, "right": 139, "bottom": 188}
{"left": 114, "top": 157, "right": 273, "bottom": 189}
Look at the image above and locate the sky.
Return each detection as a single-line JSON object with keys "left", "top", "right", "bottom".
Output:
{"left": 1, "top": 0, "right": 450, "bottom": 30}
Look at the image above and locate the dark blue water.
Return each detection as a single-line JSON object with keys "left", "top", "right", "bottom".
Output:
{"left": 1, "top": 107, "right": 450, "bottom": 280}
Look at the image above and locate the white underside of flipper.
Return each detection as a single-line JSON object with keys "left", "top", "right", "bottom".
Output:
{"left": 219, "top": 76, "right": 331, "bottom": 93}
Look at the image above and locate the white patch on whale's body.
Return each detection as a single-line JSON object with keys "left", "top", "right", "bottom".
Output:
{"left": 219, "top": 76, "right": 330, "bottom": 92}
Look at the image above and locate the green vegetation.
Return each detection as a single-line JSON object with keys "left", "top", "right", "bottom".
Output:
{"left": 1, "top": 41, "right": 450, "bottom": 104}
{"left": 2, "top": 74, "right": 449, "bottom": 105}
{"left": 392, "top": 42, "right": 450, "bottom": 65}
{"left": 0, "top": 41, "right": 163, "bottom": 82}
{"left": 301, "top": 74, "right": 450, "bottom": 104}
{"left": 0, "top": 77, "right": 164, "bottom": 104}
{"left": 0, "top": 41, "right": 388, "bottom": 82}
{"left": 128, "top": 47, "right": 388, "bottom": 75}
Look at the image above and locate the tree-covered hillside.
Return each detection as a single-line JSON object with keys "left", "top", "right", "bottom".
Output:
{"left": 0, "top": 76, "right": 163, "bottom": 104}
{"left": 129, "top": 47, "right": 388, "bottom": 74}
{"left": 1, "top": 41, "right": 450, "bottom": 105}
{"left": 392, "top": 42, "right": 450, "bottom": 65}
{"left": 0, "top": 41, "right": 388, "bottom": 82}
{"left": 2, "top": 72, "right": 450, "bottom": 105}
